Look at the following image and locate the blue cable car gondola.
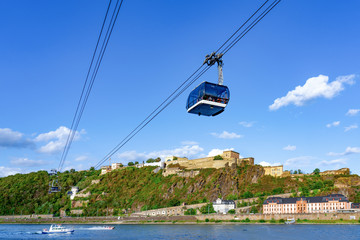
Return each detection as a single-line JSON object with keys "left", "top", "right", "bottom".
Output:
{"left": 186, "top": 81, "right": 230, "bottom": 116}
{"left": 186, "top": 52, "right": 230, "bottom": 116}
{"left": 48, "top": 169, "right": 61, "bottom": 194}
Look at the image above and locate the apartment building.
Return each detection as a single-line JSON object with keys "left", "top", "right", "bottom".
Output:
{"left": 263, "top": 194, "right": 351, "bottom": 214}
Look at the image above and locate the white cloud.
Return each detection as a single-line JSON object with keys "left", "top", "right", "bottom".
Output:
{"left": 0, "top": 128, "right": 34, "bottom": 148}
{"left": 116, "top": 145, "right": 204, "bottom": 163}
{"left": 10, "top": 158, "right": 47, "bottom": 167}
{"left": 239, "top": 121, "right": 255, "bottom": 128}
{"left": 319, "top": 158, "right": 347, "bottom": 166}
{"left": 346, "top": 109, "right": 360, "bottom": 116}
{"left": 283, "top": 145, "right": 296, "bottom": 151}
{"left": 284, "top": 156, "right": 316, "bottom": 167}
{"left": 269, "top": 74, "right": 356, "bottom": 111}
{"left": 207, "top": 148, "right": 235, "bottom": 157}
{"left": 326, "top": 121, "right": 340, "bottom": 128}
{"left": 75, "top": 155, "right": 88, "bottom": 162}
{"left": 35, "top": 126, "right": 85, "bottom": 154}
{"left": 258, "top": 161, "right": 281, "bottom": 167}
{"left": 328, "top": 146, "right": 360, "bottom": 156}
{"left": 211, "top": 131, "right": 243, "bottom": 139}
{"left": 181, "top": 141, "right": 198, "bottom": 145}
{"left": 344, "top": 124, "right": 358, "bottom": 132}
{"left": 0, "top": 166, "right": 21, "bottom": 177}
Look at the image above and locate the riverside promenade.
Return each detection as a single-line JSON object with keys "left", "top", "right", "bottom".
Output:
{"left": 1, "top": 212, "right": 360, "bottom": 224}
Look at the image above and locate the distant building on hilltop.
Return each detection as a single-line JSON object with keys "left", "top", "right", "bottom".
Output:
{"left": 213, "top": 198, "right": 236, "bottom": 214}
{"left": 136, "top": 161, "right": 165, "bottom": 169}
{"left": 100, "top": 165, "right": 112, "bottom": 175}
{"left": 100, "top": 160, "right": 165, "bottom": 175}
{"left": 112, "top": 163, "right": 123, "bottom": 170}
{"left": 263, "top": 165, "right": 284, "bottom": 177}
{"left": 263, "top": 194, "right": 351, "bottom": 214}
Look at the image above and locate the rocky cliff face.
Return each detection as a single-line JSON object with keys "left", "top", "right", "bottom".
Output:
{"left": 162, "top": 163, "right": 265, "bottom": 202}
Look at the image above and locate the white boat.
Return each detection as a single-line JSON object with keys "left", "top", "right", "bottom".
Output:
{"left": 42, "top": 224, "right": 74, "bottom": 234}
{"left": 102, "top": 225, "right": 115, "bottom": 230}
{"left": 285, "top": 218, "right": 295, "bottom": 224}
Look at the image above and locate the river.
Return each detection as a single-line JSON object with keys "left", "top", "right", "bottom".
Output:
{"left": 0, "top": 224, "right": 359, "bottom": 239}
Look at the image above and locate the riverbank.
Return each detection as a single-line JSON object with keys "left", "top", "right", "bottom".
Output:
{"left": 1, "top": 216, "right": 359, "bottom": 225}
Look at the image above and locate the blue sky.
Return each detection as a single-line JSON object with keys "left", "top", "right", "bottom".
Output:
{"left": 0, "top": 0, "right": 359, "bottom": 177}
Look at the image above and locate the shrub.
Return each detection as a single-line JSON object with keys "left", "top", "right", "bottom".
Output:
{"left": 184, "top": 208, "right": 196, "bottom": 215}
{"left": 242, "top": 191, "right": 253, "bottom": 199}
{"left": 279, "top": 219, "right": 285, "bottom": 223}
{"left": 227, "top": 209, "right": 236, "bottom": 214}
{"left": 245, "top": 218, "right": 250, "bottom": 222}
{"left": 168, "top": 199, "right": 180, "bottom": 207}
{"left": 271, "top": 187, "right": 284, "bottom": 195}
{"left": 250, "top": 206, "right": 258, "bottom": 214}
{"left": 259, "top": 219, "right": 266, "bottom": 223}
{"left": 146, "top": 158, "right": 158, "bottom": 163}
{"left": 213, "top": 155, "right": 223, "bottom": 160}
{"left": 226, "top": 194, "right": 238, "bottom": 200}
{"left": 200, "top": 204, "right": 216, "bottom": 214}
{"left": 270, "top": 218, "right": 276, "bottom": 223}
{"left": 237, "top": 201, "right": 248, "bottom": 208}
{"left": 205, "top": 218, "right": 209, "bottom": 222}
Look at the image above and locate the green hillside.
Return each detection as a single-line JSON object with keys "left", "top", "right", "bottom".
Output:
{"left": 0, "top": 164, "right": 359, "bottom": 216}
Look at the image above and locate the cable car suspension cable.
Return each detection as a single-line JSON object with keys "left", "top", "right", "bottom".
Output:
{"left": 93, "top": 0, "right": 281, "bottom": 169}
{"left": 57, "top": 0, "right": 124, "bottom": 173}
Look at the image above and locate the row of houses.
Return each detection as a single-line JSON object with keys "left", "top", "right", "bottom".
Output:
{"left": 263, "top": 194, "right": 356, "bottom": 214}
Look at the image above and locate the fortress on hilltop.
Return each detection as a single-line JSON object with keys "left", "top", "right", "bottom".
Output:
{"left": 164, "top": 150, "right": 254, "bottom": 170}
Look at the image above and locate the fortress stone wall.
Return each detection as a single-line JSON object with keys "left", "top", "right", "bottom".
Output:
{"left": 165, "top": 151, "right": 254, "bottom": 170}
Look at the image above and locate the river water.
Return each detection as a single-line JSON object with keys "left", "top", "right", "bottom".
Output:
{"left": 0, "top": 224, "right": 359, "bottom": 239}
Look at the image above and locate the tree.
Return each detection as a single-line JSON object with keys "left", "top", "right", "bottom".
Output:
{"left": 242, "top": 191, "right": 253, "bottom": 199}
{"left": 146, "top": 158, "right": 155, "bottom": 163}
{"left": 313, "top": 168, "right": 320, "bottom": 175}
{"left": 200, "top": 203, "right": 216, "bottom": 214}
{"left": 184, "top": 208, "right": 196, "bottom": 215}
{"left": 298, "top": 169, "right": 303, "bottom": 174}
{"left": 250, "top": 206, "right": 258, "bottom": 213}
{"left": 213, "top": 155, "right": 223, "bottom": 160}
{"left": 134, "top": 161, "right": 139, "bottom": 165}
{"left": 89, "top": 167, "right": 95, "bottom": 171}
{"left": 271, "top": 187, "right": 284, "bottom": 195}
{"left": 155, "top": 157, "right": 161, "bottom": 162}
{"left": 228, "top": 209, "right": 236, "bottom": 214}
{"left": 128, "top": 162, "right": 134, "bottom": 166}
{"left": 168, "top": 199, "right": 180, "bottom": 207}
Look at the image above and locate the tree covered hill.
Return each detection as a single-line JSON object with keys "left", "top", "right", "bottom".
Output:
{"left": 1, "top": 164, "right": 360, "bottom": 216}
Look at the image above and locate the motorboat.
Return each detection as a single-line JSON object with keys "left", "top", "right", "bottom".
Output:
{"left": 285, "top": 218, "right": 295, "bottom": 224}
{"left": 102, "top": 225, "right": 115, "bottom": 230}
{"left": 42, "top": 224, "right": 74, "bottom": 234}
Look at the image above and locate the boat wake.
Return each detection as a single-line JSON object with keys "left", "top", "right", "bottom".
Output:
{"left": 77, "top": 227, "right": 109, "bottom": 230}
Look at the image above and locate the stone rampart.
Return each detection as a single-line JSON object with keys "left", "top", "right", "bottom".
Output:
{"left": 166, "top": 157, "right": 237, "bottom": 170}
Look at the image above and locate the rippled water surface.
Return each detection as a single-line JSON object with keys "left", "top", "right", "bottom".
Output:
{"left": 0, "top": 224, "right": 359, "bottom": 240}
